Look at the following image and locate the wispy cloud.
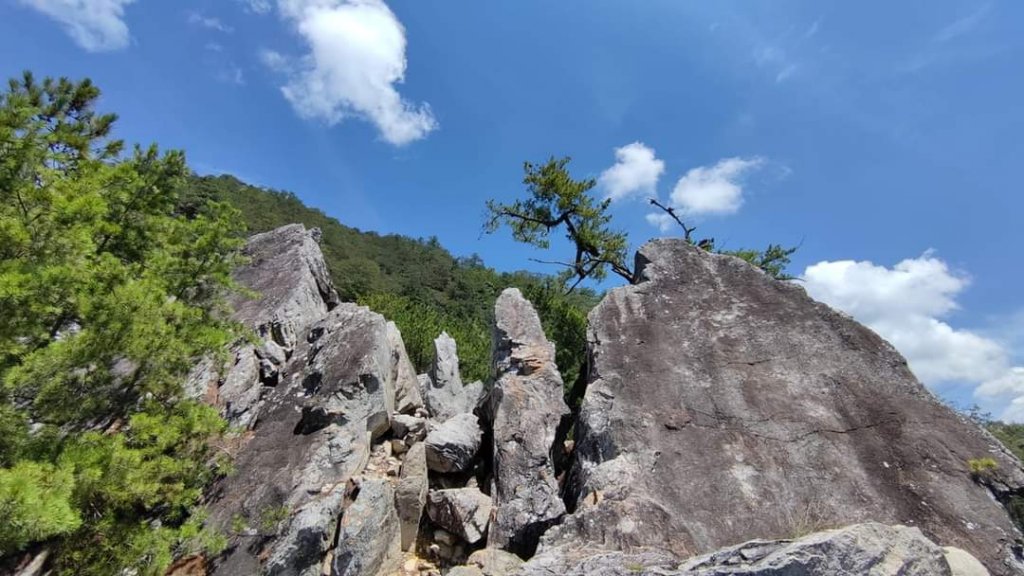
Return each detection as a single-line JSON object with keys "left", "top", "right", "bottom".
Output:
{"left": 753, "top": 44, "right": 800, "bottom": 84}
{"left": 188, "top": 11, "right": 234, "bottom": 33}
{"left": 18, "top": 0, "right": 136, "bottom": 52}
{"left": 933, "top": 3, "right": 991, "bottom": 44}
{"left": 237, "top": 0, "right": 271, "bottom": 15}
{"left": 204, "top": 43, "right": 244, "bottom": 86}
{"left": 263, "top": 0, "right": 437, "bottom": 146}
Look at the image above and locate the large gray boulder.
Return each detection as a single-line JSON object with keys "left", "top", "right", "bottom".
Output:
{"left": 487, "top": 288, "right": 569, "bottom": 555}
{"left": 426, "top": 487, "right": 493, "bottom": 545}
{"left": 541, "top": 239, "right": 1024, "bottom": 575}
{"left": 332, "top": 477, "right": 402, "bottom": 576}
{"left": 519, "top": 523, "right": 964, "bottom": 576}
{"left": 424, "top": 412, "right": 483, "bottom": 473}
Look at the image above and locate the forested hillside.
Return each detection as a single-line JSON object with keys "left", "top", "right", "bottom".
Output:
{"left": 186, "top": 174, "right": 599, "bottom": 390}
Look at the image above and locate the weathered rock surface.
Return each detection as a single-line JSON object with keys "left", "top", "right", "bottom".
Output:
{"left": 188, "top": 224, "right": 342, "bottom": 428}
{"left": 466, "top": 548, "right": 524, "bottom": 575}
{"left": 203, "top": 226, "right": 406, "bottom": 575}
{"left": 332, "top": 478, "right": 402, "bottom": 576}
{"left": 392, "top": 414, "right": 428, "bottom": 440}
{"left": 421, "top": 333, "right": 483, "bottom": 421}
{"left": 678, "top": 523, "right": 952, "bottom": 575}
{"left": 426, "top": 488, "right": 493, "bottom": 545}
{"left": 388, "top": 321, "right": 424, "bottom": 415}
{"left": 945, "top": 547, "right": 994, "bottom": 576}
{"left": 301, "top": 304, "right": 396, "bottom": 440}
{"left": 487, "top": 288, "right": 569, "bottom": 555}
{"left": 396, "top": 442, "right": 429, "bottom": 551}
{"left": 229, "top": 223, "right": 339, "bottom": 346}
{"left": 424, "top": 412, "right": 482, "bottom": 473}
{"left": 520, "top": 523, "right": 965, "bottom": 576}
{"left": 542, "top": 239, "right": 1024, "bottom": 575}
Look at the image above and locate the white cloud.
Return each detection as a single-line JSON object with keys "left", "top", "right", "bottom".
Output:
{"left": 599, "top": 142, "right": 665, "bottom": 202}
{"left": 265, "top": 0, "right": 437, "bottom": 146}
{"left": 237, "top": 0, "right": 272, "bottom": 15}
{"left": 188, "top": 12, "right": 234, "bottom": 33}
{"left": 801, "top": 254, "right": 1024, "bottom": 422}
{"left": 19, "top": 0, "right": 136, "bottom": 52}
{"left": 667, "top": 157, "right": 764, "bottom": 216}
{"left": 645, "top": 212, "right": 676, "bottom": 232}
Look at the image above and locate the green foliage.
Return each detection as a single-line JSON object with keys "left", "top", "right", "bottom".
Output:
{"left": 194, "top": 173, "right": 599, "bottom": 398}
{"left": 358, "top": 292, "right": 492, "bottom": 383}
{"left": 0, "top": 72, "right": 241, "bottom": 573}
{"left": 968, "top": 457, "right": 999, "bottom": 479}
{"left": 486, "top": 157, "right": 634, "bottom": 289}
{"left": 716, "top": 244, "right": 798, "bottom": 281}
{"left": 0, "top": 462, "right": 81, "bottom": 555}
{"left": 487, "top": 156, "right": 798, "bottom": 289}
{"left": 987, "top": 422, "right": 1024, "bottom": 462}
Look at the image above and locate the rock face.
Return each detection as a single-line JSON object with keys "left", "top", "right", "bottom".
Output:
{"left": 203, "top": 226, "right": 406, "bottom": 576}
{"left": 541, "top": 239, "right": 1024, "bottom": 575}
{"left": 190, "top": 224, "right": 342, "bottom": 428}
{"left": 678, "top": 523, "right": 952, "bottom": 575}
{"left": 229, "top": 223, "right": 339, "bottom": 344}
{"left": 332, "top": 478, "right": 402, "bottom": 576}
{"left": 487, "top": 288, "right": 569, "bottom": 555}
{"left": 185, "top": 226, "right": 1019, "bottom": 576}
{"left": 519, "top": 523, "right": 960, "bottom": 576}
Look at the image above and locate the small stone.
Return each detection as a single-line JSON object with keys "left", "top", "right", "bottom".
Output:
{"left": 392, "top": 439, "right": 409, "bottom": 455}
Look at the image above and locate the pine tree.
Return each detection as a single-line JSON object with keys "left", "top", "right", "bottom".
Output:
{"left": 0, "top": 72, "right": 241, "bottom": 573}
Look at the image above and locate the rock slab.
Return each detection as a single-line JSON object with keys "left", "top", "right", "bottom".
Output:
{"left": 487, "top": 288, "right": 569, "bottom": 555}
{"left": 426, "top": 487, "right": 493, "bottom": 545}
{"left": 333, "top": 478, "right": 402, "bottom": 576}
{"left": 424, "top": 412, "right": 482, "bottom": 474}
{"left": 521, "top": 523, "right": 964, "bottom": 576}
{"left": 545, "top": 239, "right": 1024, "bottom": 575}
{"left": 395, "top": 442, "right": 428, "bottom": 551}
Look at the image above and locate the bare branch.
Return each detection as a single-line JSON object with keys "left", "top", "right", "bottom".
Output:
{"left": 649, "top": 198, "right": 696, "bottom": 243}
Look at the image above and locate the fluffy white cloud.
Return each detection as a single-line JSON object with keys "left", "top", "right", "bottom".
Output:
{"left": 266, "top": 0, "right": 437, "bottom": 146}
{"left": 668, "top": 157, "right": 764, "bottom": 216}
{"left": 599, "top": 142, "right": 665, "bottom": 202}
{"left": 801, "top": 254, "right": 1024, "bottom": 421}
{"left": 19, "top": 0, "right": 136, "bottom": 51}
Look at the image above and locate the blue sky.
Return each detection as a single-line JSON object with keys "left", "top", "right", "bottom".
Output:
{"left": 2, "top": 0, "right": 1022, "bottom": 419}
